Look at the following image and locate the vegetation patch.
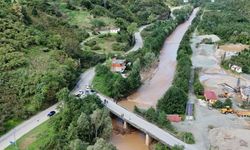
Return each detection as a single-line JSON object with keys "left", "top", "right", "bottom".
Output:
{"left": 222, "top": 49, "right": 250, "bottom": 74}
{"left": 6, "top": 120, "right": 54, "bottom": 150}
{"left": 198, "top": 0, "right": 250, "bottom": 44}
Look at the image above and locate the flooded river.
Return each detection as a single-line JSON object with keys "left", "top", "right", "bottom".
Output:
{"left": 111, "top": 8, "right": 200, "bottom": 150}
{"left": 120, "top": 8, "right": 200, "bottom": 110}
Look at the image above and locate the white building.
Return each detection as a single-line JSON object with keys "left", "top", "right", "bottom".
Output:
{"left": 224, "top": 51, "right": 238, "bottom": 59}
{"left": 183, "top": 0, "right": 189, "bottom": 3}
{"left": 230, "top": 64, "right": 242, "bottom": 73}
{"left": 109, "top": 28, "right": 120, "bottom": 34}
{"left": 211, "top": 0, "right": 215, "bottom": 2}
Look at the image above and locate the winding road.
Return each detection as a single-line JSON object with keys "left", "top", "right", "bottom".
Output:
{"left": 1, "top": 7, "right": 199, "bottom": 150}
{"left": 126, "top": 24, "right": 152, "bottom": 54}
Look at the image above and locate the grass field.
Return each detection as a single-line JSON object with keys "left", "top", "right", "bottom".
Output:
{"left": 59, "top": 3, "right": 116, "bottom": 30}
{"left": 83, "top": 34, "right": 128, "bottom": 55}
{"left": 6, "top": 120, "right": 54, "bottom": 150}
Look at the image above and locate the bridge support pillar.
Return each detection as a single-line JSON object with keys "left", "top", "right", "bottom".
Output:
{"left": 123, "top": 121, "right": 127, "bottom": 129}
{"left": 145, "top": 133, "right": 151, "bottom": 146}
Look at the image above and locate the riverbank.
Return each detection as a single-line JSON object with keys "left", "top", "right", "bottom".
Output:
{"left": 119, "top": 8, "right": 200, "bottom": 110}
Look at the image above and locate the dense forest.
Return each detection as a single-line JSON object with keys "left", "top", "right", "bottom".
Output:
{"left": 37, "top": 88, "right": 114, "bottom": 149}
{"left": 0, "top": 1, "right": 84, "bottom": 134}
{"left": 198, "top": 0, "right": 250, "bottom": 44}
{"left": 197, "top": 0, "right": 250, "bottom": 74}
{"left": 0, "top": 0, "right": 174, "bottom": 135}
{"left": 93, "top": 6, "right": 194, "bottom": 100}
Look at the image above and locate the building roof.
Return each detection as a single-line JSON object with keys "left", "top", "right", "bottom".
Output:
{"left": 204, "top": 90, "right": 217, "bottom": 100}
{"left": 112, "top": 63, "right": 123, "bottom": 68}
{"left": 112, "top": 59, "right": 125, "bottom": 64}
{"left": 167, "top": 115, "right": 182, "bottom": 122}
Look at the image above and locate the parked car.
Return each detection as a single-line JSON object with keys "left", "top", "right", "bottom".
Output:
{"left": 90, "top": 89, "right": 96, "bottom": 94}
{"left": 47, "top": 111, "right": 56, "bottom": 117}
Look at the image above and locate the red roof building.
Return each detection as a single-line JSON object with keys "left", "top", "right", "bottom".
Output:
{"left": 111, "top": 58, "right": 126, "bottom": 73}
{"left": 167, "top": 115, "right": 182, "bottom": 122}
{"left": 204, "top": 90, "right": 217, "bottom": 104}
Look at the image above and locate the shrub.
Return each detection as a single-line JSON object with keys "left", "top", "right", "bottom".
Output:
{"left": 179, "top": 132, "right": 195, "bottom": 144}
{"left": 85, "top": 40, "right": 97, "bottom": 46}
{"left": 92, "top": 45, "right": 101, "bottom": 50}
{"left": 112, "top": 43, "right": 125, "bottom": 51}
{"left": 212, "top": 100, "right": 223, "bottom": 108}
{"left": 223, "top": 98, "right": 232, "bottom": 108}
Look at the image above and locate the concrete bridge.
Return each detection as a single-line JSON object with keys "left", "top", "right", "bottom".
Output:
{"left": 97, "top": 94, "right": 196, "bottom": 150}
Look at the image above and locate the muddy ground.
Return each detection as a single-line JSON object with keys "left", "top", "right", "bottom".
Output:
{"left": 174, "top": 33, "right": 250, "bottom": 150}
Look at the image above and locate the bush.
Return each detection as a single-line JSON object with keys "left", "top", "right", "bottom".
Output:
{"left": 157, "top": 86, "right": 188, "bottom": 114}
{"left": 223, "top": 98, "right": 232, "bottom": 108}
{"left": 133, "top": 107, "right": 174, "bottom": 132}
{"left": 85, "top": 40, "right": 97, "bottom": 47}
{"left": 179, "top": 132, "right": 195, "bottom": 144}
{"left": 212, "top": 100, "right": 223, "bottom": 108}
{"left": 112, "top": 43, "right": 125, "bottom": 51}
{"left": 92, "top": 45, "right": 101, "bottom": 50}
{"left": 212, "top": 98, "right": 232, "bottom": 109}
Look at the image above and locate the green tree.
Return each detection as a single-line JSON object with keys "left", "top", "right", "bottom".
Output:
{"left": 143, "top": 52, "right": 156, "bottom": 69}
{"left": 77, "top": 113, "right": 91, "bottom": 142}
{"left": 69, "top": 139, "right": 88, "bottom": 150}
{"left": 223, "top": 98, "right": 232, "bottom": 108}
{"left": 87, "top": 138, "right": 116, "bottom": 150}
{"left": 127, "top": 22, "right": 138, "bottom": 35}
{"left": 56, "top": 88, "right": 70, "bottom": 102}
{"left": 157, "top": 86, "right": 188, "bottom": 114}
{"left": 90, "top": 109, "right": 112, "bottom": 139}
{"left": 91, "top": 19, "right": 106, "bottom": 29}
{"left": 212, "top": 100, "right": 223, "bottom": 109}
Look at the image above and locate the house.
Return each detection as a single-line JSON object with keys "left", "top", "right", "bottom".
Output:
{"left": 240, "top": 86, "right": 250, "bottom": 101}
{"left": 230, "top": 64, "right": 242, "bottom": 73}
{"left": 224, "top": 51, "right": 238, "bottom": 59}
{"left": 211, "top": 0, "right": 215, "bottom": 2}
{"left": 183, "top": 0, "right": 189, "bottom": 3}
{"left": 109, "top": 28, "right": 120, "bottom": 34}
{"left": 111, "top": 58, "right": 126, "bottom": 73}
{"left": 204, "top": 90, "right": 217, "bottom": 104}
{"left": 167, "top": 115, "right": 182, "bottom": 122}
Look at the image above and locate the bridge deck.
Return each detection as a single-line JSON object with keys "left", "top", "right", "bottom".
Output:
{"left": 97, "top": 94, "right": 196, "bottom": 150}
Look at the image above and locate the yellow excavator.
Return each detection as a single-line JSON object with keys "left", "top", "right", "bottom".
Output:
{"left": 220, "top": 106, "right": 234, "bottom": 114}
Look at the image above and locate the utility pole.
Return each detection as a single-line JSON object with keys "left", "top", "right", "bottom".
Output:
{"left": 237, "top": 77, "right": 240, "bottom": 92}
{"left": 13, "top": 129, "right": 19, "bottom": 150}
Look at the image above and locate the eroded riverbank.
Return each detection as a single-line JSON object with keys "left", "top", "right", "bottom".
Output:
{"left": 111, "top": 8, "right": 200, "bottom": 150}
{"left": 119, "top": 8, "right": 200, "bottom": 110}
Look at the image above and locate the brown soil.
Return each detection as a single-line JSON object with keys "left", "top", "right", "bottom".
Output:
{"left": 19, "top": 135, "right": 37, "bottom": 150}
{"left": 219, "top": 44, "right": 249, "bottom": 52}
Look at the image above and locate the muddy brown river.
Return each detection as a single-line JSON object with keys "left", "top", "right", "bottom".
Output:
{"left": 111, "top": 8, "right": 199, "bottom": 150}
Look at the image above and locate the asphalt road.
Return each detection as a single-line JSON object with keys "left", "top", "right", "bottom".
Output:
{"left": 126, "top": 24, "right": 152, "bottom": 54}
{"left": 0, "top": 68, "right": 96, "bottom": 150}
{"left": 0, "top": 22, "right": 147, "bottom": 149}
{"left": 0, "top": 104, "right": 58, "bottom": 150}
{"left": 0, "top": 8, "right": 198, "bottom": 149}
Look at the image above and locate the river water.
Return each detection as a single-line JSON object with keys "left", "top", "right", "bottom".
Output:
{"left": 111, "top": 8, "right": 200, "bottom": 150}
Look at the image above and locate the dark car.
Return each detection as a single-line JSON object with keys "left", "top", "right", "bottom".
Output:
{"left": 47, "top": 111, "right": 56, "bottom": 117}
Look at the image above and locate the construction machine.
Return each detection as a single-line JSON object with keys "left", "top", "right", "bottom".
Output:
{"left": 220, "top": 106, "right": 234, "bottom": 114}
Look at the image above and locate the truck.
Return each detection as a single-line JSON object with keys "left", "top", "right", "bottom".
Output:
{"left": 220, "top": 106, "right": 234, "bottom": 114}
{"left": 235, "top": 111, "right": 250, "bottom": 117}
